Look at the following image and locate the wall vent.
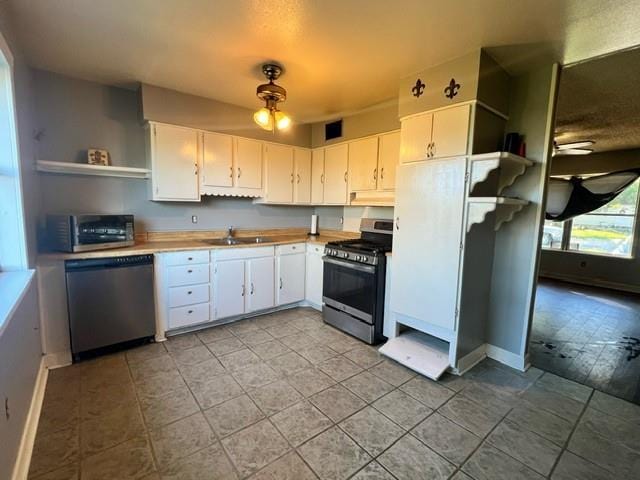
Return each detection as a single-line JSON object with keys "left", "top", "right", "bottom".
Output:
{"left": 325, "top": 119, "right": 343, "bottom": 141}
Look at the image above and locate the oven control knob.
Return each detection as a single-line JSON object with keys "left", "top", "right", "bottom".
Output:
{"left": 355, "top": 255, "right": 360, "bottom": 261}
{"left": 342, "top": 252, "right": 349, "bottom": 259}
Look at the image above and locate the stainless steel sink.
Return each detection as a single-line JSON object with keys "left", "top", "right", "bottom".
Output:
{"left": 205, "top": 237, "right": 242, "bottom": 246}
{"left": 205, "top": 236, "right": 273, "bottom": 246}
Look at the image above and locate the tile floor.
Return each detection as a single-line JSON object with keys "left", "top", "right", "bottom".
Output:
{"left": 531, "top": 278, "right": 640, "bottom": 403}
{"left": 30, "top": 307, "right": 640, "bottom": 479}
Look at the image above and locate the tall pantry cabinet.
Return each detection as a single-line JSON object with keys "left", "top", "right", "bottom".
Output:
{"left": 385, "top": 50, "right": 534, "bottom": 377}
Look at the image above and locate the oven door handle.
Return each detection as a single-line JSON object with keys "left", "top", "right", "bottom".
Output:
{"left": 322, "top": 256, "right": 376, "bottom": 274}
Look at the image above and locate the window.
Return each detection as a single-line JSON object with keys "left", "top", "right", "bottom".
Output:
{"left": 542, "top": 179, "right": 640, "bottom": 258}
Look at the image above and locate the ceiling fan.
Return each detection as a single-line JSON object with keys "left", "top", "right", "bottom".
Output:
{"left": 553, "top": 140, "right": 595, "bottom": 156}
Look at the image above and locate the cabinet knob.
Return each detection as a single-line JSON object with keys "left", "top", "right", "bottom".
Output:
{"left": 396, "top": 217, "right": 400, "bottom": 230}
{"left": 229, "top": 166, "right": 233, "bottom": 178}
{"left": 238, "top": 167, "right": 242, "bottom": 178}
{"left": 188, "top": 310, "right": 193, "bottom": 314}
{"left": 187, "top": 269, "right": 193, "bottom": 273}
{"left": 344, "top": 172, "right": 348, "bottom": 183}
{"left": 380, "top": 167, "right": 384, "bottom": 180}
{"left": 320, "top": 173, "right": 324, "bottom": 184}
{"left": 187, "top": 291, "right": 192, "bottom": 295}
{"left": 188, "top": 257, "right": 193, "bottom": 261}
{"left": 297, "top": 173, "right": 300, "bottom": 184}
{"left": 373, "top": 168, "right": 377, "bottom": 181}
{"left": 291, "top": 172, "right": 294, "bottom": 183}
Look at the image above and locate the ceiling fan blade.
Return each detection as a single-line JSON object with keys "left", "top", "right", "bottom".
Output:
{"left": 554, "top": 148, "right": 593, "bottom": 156}
{"left": 555, "top": 140, "right": 595, "bottom": 150}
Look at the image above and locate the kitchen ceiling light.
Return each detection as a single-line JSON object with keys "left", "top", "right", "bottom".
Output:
{"left": 555, "top": 140, "right": 595, "bottom": 150}
{"left": 253, "top": 63, "right": 291, "bottom": 131}
{"left": 552, "top": 139, "right": 595, "bottom": 156}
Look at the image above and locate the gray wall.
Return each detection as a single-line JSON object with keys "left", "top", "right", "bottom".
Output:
{"left": 32, "top": 71, "right": 319, "bottom": 233}
{"left": 311, "top": 101, "right": 400, "bottom": 148}
{"left": 486, "top": 64, "right": 559, "bottom": 359}
{"left": 539, "top": 149, "right": 640, "bottom": 291}
{"left": 142, "top": 84, "right": 312, "bottom": 147}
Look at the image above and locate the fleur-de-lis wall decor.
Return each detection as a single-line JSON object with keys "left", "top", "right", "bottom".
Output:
{"left": 444, "top": 78, "right": 460, "bottom": 99}
{"left": 411, "top": 79, "right": 425, "bottom": 98}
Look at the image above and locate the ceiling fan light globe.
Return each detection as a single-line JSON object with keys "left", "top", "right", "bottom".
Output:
{"left": 275, "top": 110, "right": 291, "bottom": 130}
{"left": 253, "top": 108, "right": 273, "bottom": 130}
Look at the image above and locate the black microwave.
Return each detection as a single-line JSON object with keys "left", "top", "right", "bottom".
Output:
{"left": 46, "top": 214, "right": 135, "bottom": 253}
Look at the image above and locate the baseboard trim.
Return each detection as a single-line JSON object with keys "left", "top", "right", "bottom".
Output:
{"left": 539, "top": 272, "right": 640, "bottom": 294}
{"left": 43, "top": 351, "right": 72, "bottom": 370}
{"left": 486, "top": 344, "right": 527, "bottom": 371}
{"left": 11, "top": 358, "right": 48, "bottom": 480}
{"left": 454, "top": 343, "right": 487, "bottom": 375}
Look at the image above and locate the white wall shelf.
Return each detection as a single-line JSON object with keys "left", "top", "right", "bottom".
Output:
{"left": 36, "top": 160, "right": 150, "bottom": 179}
{"left": 466, "top": 196, "right": 529, "bottom": 232}
{"left": 469, "top": 152, "right": 533, "bottom": 195}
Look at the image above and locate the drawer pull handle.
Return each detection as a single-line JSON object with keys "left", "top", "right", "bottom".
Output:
{"left": 188, "top": 310, "right": 193, "bottom": 314}
{"left": 188, "top": 257, "right": 193, "bottom": 261}
{"left": 250, "top": 282, "right": 254, "bottom": 295}
{"left": 188, "top": 269, "right": 193, "bottom": 273}
{"left": 292, "top": 246, "right": 296, "bottom": 250}
{"left": 187, "top": 291, "right": 192, "bottom": 295}
{"left": 279, "top": 278, "right": 283, "bottom": 289}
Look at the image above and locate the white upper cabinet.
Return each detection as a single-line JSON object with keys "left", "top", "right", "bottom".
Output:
{"left": 293, "top": 148, "right": 312, "bottom": 204}
{"left": 400, "top": 104, "right": 470, "bottom": 164}
{"left": 311, "top": 149, "right": 325, "bottom": 204}
{"left": 378, "top": 131, "right": 401, "bottom": 190}
{"left": 246, "top": 256, "right": 275, "bottom": 312}
{"left": 400, "top": 111, "right": 433, "bottom": 164}
{"left": 202, "top": 132, "right": 233, "bottom": 188}
{"left": 235, "top": 138, "right": 263, "bottom": 189}
{"left": 431, "top": 104, "right": 470, "bottom": 159}
{"left": 348, "top": 137, "right": 379, "bottom": 192}
{"left": 148, "top": 123, "right": 200, "bottom": 201}
{"left": 264, "top": 143, "right": 294, "bottom": 203}
{"left": 323, "top": 143, "right": 349, "bottom": 204}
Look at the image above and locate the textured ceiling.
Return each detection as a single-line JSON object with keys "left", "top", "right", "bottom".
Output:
{"left": 555, "top": 46, "right": 640, "bottom": 153}
{"left": 5, "top": 0, "right": 640, "bottom": 122}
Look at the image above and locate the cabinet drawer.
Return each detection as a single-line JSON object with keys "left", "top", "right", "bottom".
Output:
{"left": 277, "top": 243, "right": 306, "bottom": 255}
{"left": 168, "top": 302, "right": 210, "bottom": 330}
{"left": 306, "top": 243, "right": 325, "bottom": 254}
{"left": 168, "top": 283, "right": 210, "bottom": 308}
{"left": 167, "top": 264, "right": 209, "bottom": 287}
{"left": 164, "top": 250, "right": 210, "bottom": 266}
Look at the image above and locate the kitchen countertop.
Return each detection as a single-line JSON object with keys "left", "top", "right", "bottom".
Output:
{"left": 38, "top": 233, "right": 355, "bottom": 261}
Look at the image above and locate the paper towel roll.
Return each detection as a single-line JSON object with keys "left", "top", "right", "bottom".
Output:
{"left": 310, "top": 214, "right": 318, "bottom": 235}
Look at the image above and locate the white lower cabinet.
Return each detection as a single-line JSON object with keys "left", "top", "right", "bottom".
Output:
{"left": 305, "top": 243, "right": 324, "bottom": 308}
{"left": 276, "top": 243, "right": 306, "bottom": 306}
{"left": 156, "top": 249, "right": 211, "bottom": 331}
{"left": 247, "top": 256, "right": 275, "bottom": 312}
{"left": 212, "top": 259, "right": 245, "bottom": 319}
{"left": 212, "top": 246, "right": 275, "bottom": 320}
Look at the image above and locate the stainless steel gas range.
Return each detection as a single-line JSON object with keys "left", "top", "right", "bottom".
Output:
{"left": 322, "top": 218, "right": 393, "bottom": 344}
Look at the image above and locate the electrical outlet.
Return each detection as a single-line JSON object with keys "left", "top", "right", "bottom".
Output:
{"left": 339, "top": 216, "right": 344, "bottom": 225}
{"left": 191, "top": 215, "right": 198, "bottom": 224}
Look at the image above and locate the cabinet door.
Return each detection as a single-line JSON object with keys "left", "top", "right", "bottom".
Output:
{"left": 202, "top": 132, "right": 233, "bottom": 187}
{"left": 348, "top": 137, "right": 379, "bottom": 192}
{"left": 431, "top": 104, "right": 470, "bottom": 159}
{"left": 399, "top": 112, "right": 433, "bottom": 164}
{"left": 247, "top": 257, "right": 275, "bottom": 312}
{"left": 305, "top": 248, "right": 324, "bottom": 306}
{"left": 378, "top": 131, "right": 400, "bottom": 190}
{"left": 151, "top": 124, "right": 199, "bottom": 201}
{"left": 213, "top": 260, "right": 245, "bottom": 319}
{"left": 234, "top": 138, "right": 263, "bottom": 189}
{"left": 311, "top": 149, "right": 325, "bottom": 204}
{"left": 294, "top": 148, "right": 312, "bottom": 204}
{"left": 323, "top": 144, "right": 349, "bottom": 204}
{"left": 391, "top": 159, "right": 466, "bottom": 331}
{"left": 277, "top": 253, "right": 306, "bottom": 305}
{"left": 264, "top": 144, "right": 294, "bottom": 203}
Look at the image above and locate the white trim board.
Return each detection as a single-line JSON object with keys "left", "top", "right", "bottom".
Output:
{"left": 539, "top": 272, "right": 640, "bottom": 294}
{"left": 453, "top": 343, "right": 487, "bottom": 375}
{"left": 11, "top": 359, "right": 47, "bottom": 480}
{"left": 486, "top": 344, "right": 529, "bottom": 371}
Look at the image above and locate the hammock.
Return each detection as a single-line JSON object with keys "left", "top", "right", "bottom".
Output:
{"left": 546, "top": 169, "right": 640, "bottom": 222}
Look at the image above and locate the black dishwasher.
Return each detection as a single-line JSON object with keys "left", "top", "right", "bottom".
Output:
{"left": 65, "top": 254, "right": 156, "bottom": 360}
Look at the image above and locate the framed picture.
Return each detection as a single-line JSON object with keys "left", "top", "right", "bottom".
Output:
{"left": 87, "top": 148, "right": 110, "bottom": 166}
